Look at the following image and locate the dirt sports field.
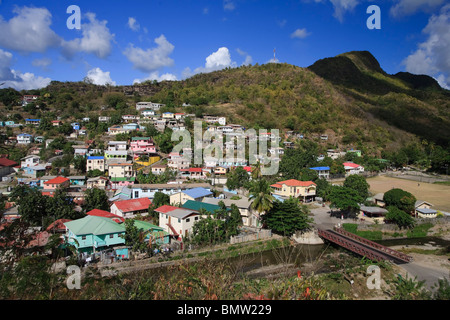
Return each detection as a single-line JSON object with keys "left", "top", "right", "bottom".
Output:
{"left": 366, "top": 175, "right": 450, "bottom": 212}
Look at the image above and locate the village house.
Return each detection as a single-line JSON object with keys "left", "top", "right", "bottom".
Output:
{"left": 130, "top": 183, "right": 211, "bottom": 200}
{"left": 86, "top": 209, "right": 124, "bottom": 224}
{"left": 64, "top": 216, "right": 126, "bottom": 253}
{"left": 203, "top": 115, "right": 226, "bottom": 126}
{"left": 25, "top": 119, "right": 40, "bottom": 126}
{"left": 98, "top": 116, "right": 111, "bottom": 123}
{"left": 110, "top": 197, "right": 152, "bottom": 219}
{"left": 110, "top": 177, "right": 136, "bottom": 189}
{"left": 151, "top": 164, "right": 167, "bottom": 175}
{"left": 270, "top": 179, "right": 317, "bottom": 202}
{"left": 170, "top": 187, "right": 213, "bottom": 206}
{"left": 86, "top": 156, "right": 105, "bottom": 172}
{"left": 22, "top": 95, "right": 39, "bottom": 106}
{"left": 42, "top": 176, "right": 70, "bottom": 197}
{"left": 167, "top": 152, "right": 190, "bottom": 170}
{"left": 73, "top": 145, "right": 90, "bottom": 157}
{"left": 162, "top": 112, "right": 174, "bottom": 119}
{"left": 108, "top": 162, "right": 134, "bottom": 178}
{"left": 20, "top": 155, "right": 40, "bottom": 168}
{"left": 136, "top": 101, "right": 165, "bottom": 111}
{"left": 122, "top": 115, "right": 139, "bottom": 123}
{"left": 17, "top": 133, "right": 33, "bottom": 144}
{"left": 203, "top": 196, "right": 261, "bottom": 228}
{"left": 0, "top": 158, "right": 18, "bottom": 179}
{"left": 343, "top": 162, "right": 365, "bottom": 176}
{"left": 156, "top": 205, "right": 200, "bottom": 240}
{"left": 86, "top": 176, "right": 109, "bottom": 189}
{"left": 140, "top": 109, "right": 155, "bottom": 118}
{"left": 309, "top": 166, "right": 330, "bottom": 180}
{"left": 415, "top": 200, "right": 437, "bottom": 218}
{"left": 130, "top": 137, "right": 156, "bottom": 154}
{"left": 107, "top": 141, "right": 128, "bottom": 152}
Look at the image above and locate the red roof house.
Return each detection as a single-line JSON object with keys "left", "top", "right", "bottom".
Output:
{"left": 110, "top": 197, "right": 152, "bottom": 219}
{"left": 86, "top": 209, "right": 125, "bottom": 223}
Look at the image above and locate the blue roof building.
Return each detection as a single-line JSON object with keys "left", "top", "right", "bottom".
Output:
{"left": 309, "top": 166, "right": 330, "bottom": 179}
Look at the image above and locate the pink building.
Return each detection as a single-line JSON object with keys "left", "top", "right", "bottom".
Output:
{"left": 130, "top": 137, "right": 156, "bottom": 154}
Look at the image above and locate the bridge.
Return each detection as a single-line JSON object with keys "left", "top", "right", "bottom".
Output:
{"left": 317, "top": 227, "right": 413, "bottom": 264}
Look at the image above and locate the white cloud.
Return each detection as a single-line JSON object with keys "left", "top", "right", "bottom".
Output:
{"left": 123, "top": 34, "right": 175, "bottom": 73}
{"left": 290, "top": 28, "right": 311, "bottom": 39}
{"left": 85, "top": 67, "right": 116, "bottom": 86}
{"left": 32, "top": 58, "right": 52, "bottom": 70}
{"left": 194, "top": 47, "right": 236, "bottom": 74}
{"left": 0, "top": 6, "right": 61, "bottom": 53}
{"left": 62, "top": 12, "right": 115, "bottom": 59}
{"left": 390, "top": 0, "right": 445, "bottom": 17}
{"left": 133, "top": 71, "right": 177, "bottom": 84}
{"left": 236, "top": 48, "right": 253, "bottom": 66}
{"left": 329, "top": 0, "right": 359, "bottom": 22}
{"left": 128, "top": 17, "right": 140, "bottom": 31}
{"left": 223, "top": 0, "right": 236, "bottom": 11}
{"left": 403, "top": 4, "right": 450, "bottom": 89}
{"left": 0, "top": 49, "right": 50, "bottom": 90}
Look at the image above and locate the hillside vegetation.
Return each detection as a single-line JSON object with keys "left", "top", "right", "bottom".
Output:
{"left": 1, "top": 50, "right": 449, "bottom": 156}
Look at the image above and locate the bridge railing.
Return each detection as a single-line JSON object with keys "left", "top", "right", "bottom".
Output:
{"left": 333, "top": 227, "right": 413, "bottom": 263}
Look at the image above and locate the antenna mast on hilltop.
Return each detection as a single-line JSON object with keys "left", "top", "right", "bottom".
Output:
{"left": 273, "top": 48, "right": 276, "bottom": 62}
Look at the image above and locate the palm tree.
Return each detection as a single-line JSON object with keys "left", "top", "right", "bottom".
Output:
{"left": 248, "top": 179, "right": 275, "bottom": 225}
{"left": 251, "top": 160, "right": 262, "bottom": 180}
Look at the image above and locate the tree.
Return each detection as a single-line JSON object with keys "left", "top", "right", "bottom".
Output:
{"left": 383, "top": 188, "right": 416, "bottom": 214}
{"left": 248, "top": 179, "right": 275, "bottom": 216}
{"left": 46, "top": 188, "right": 82, "bottom": 224}
{"left": 385, "top": 206, "right": 415, "bottom": 229}
{"left": 190, "top": 215, "right": 227, "bottom": 246}
{"left": 262, "top": 198, "right": 313, "bottom": 237}
{"left": 82, "top": 188, "right": 110, "bottom": 212}
{"left": 226, "top": 166, "right": 250, "bottom": 191}
{"left": 328, "top": 186, "right": 364, "bottom": 217}
{"left": 343, "top": 175, "right": 369, "bottom": 200}
{"left": 148, "top": 192, "right": 170, "bottom": 223}
{"left": 122, "top": 219, "right": 149, "bottom": 253}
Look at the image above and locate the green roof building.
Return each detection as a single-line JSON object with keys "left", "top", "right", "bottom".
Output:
{"left": 64, "top": 216, "right": 126, "bottom": 253}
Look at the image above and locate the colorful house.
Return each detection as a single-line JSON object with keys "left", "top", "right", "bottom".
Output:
{"left": 170, "top": 187, "right": 213, "bottom": 205}
{"left": 309, "top": 166, "right": 330, "bottom": 180}
{"left": 63, "top": 216, "right": 126, "bottom": 253}
{"left": 130, "top": 137, "right": 156, "bottom": 154}
{"left": 132, "top": 220, "right": 170, "bottom": 245}
{"left": 86, "top": 156, "right": 105, "bottom": 172}
{"left": 343, "top": 162, "right": 365, "bottom": 176}
{"left": 86, "top": 209, "right": 124, "bottom": 223}
{"left": 17, "top": 133, "right": 33, "bottom": 144}
{"left": 110, "top": 197, "right": 152, "bottom": 219}
{"left": 270, "top": 179, "right": 316, "bottom": 202}
{"left": 156, "top": 205, "right": 200, "bottom": 240}
{"left": 43, "top": 176, "right": 70, "bottom": 190}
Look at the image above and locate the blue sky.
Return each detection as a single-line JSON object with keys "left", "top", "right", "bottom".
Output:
{"left": 0, "top": 0, "right": 449, "bottom": 90}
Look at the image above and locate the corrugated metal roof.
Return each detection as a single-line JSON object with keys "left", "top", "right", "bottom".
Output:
{"left": 183, "top": 187, "right": 212, "bottom": 199}
{"left": 64, "top": 216, "right": 125, "bottom": 236}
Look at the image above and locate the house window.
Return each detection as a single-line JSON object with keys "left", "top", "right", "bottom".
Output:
{"left": 109, "top": 234, "right": 114, "bottom": 239}
{"left": 186, "top": 218, "right": 190, "bottom": 223}
{"left": 82, "top": 236, "right": 86, "bottom": 240}
{"left": 178, "top": 218, "right": 181, "bottom": 223}
{"left": 195, "top": 217, "right": 198, "bottom": 221}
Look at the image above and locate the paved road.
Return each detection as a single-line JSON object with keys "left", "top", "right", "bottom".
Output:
{"left": 399, "top": 260, "right": 450, "bottom": 291}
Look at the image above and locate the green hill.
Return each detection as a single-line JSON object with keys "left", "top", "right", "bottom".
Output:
{"left": 1, "top": 50, "right": 449, "bottom": 155}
